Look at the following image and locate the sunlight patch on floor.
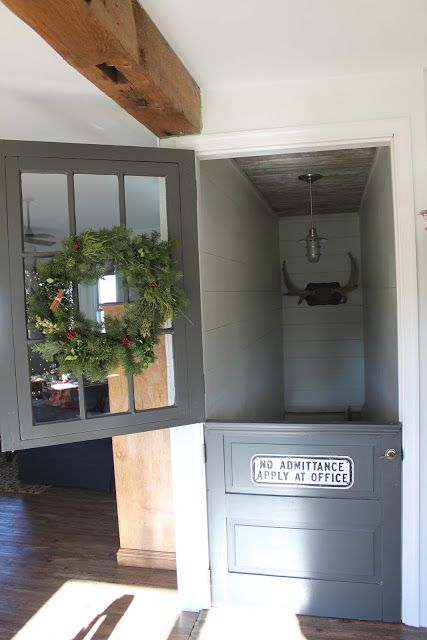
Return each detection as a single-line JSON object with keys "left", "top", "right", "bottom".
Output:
{"left": 12, "top": 579, "right": 181, "bottom": 640}
{"left": 191, "top": 606, "right": 308, "bottom": 640}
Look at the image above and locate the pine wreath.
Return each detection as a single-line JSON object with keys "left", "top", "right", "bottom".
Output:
{"left": 27, "top": 226, "right": 186, "bottom": 382}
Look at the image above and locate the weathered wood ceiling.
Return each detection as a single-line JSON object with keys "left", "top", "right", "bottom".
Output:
{"left": 235, "top": 148, "right": 377, "bottom": 217}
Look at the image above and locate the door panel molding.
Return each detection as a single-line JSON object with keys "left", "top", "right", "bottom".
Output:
{"left": 206, "top": 422, "right": 402, "bottom": 622}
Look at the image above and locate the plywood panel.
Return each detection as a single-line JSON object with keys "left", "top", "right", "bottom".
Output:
{"left": 113, "top": 428, "right": 176, "bottom": 568}
{"left": 103, "top": 303, "right": 175, "bottom": 570}
{"left": 134, "top": 336, "right": 169, "bottom": 410}
{"left": 101, "top": 303, "right": 129, "bottom": 414}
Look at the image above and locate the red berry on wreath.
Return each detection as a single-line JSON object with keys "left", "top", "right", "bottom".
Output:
{"left": 73, "top": 240, "right": 81, "bottom": 249}
{"left": 66, "top": 330, "right": 74, "bottom": 340}
{"left": 149, "top": 280, "right": 159, "bottom": 289}
{"left": 121, "top": 337, "right": 130, "bottom": 347}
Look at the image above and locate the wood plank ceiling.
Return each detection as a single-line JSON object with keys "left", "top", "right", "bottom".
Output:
{"left": 235, "top": 148, "right": 377, "bottom": 217}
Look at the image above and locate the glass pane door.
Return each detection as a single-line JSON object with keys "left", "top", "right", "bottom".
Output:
{"left": 0, "top": 143, "right": 203, "bottom": 451}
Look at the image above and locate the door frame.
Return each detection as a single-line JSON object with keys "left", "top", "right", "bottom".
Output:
{"left": 164, "top": 118, "right": 420, "bottom": 626}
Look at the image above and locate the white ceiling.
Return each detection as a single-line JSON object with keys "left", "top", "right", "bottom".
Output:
{"left": 138, "top": 0, "right": 427, "bottom": 88}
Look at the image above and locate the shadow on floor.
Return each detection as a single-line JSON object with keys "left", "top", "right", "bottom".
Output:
{"left": 71, "top": 594, "right": 134, "bottom": 640}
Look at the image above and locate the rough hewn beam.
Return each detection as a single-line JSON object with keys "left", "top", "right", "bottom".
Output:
{"left": 2, "top": 0, "right": 201, "bottom": 137}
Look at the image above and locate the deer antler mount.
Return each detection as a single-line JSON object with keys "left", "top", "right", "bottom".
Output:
{"left": 282, "top": 252, "right": 359, "bottom": 306}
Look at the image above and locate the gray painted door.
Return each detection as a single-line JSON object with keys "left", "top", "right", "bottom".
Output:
{"left": 205, "top": 422, "right": 401, "bottom": 622}
{"left": 0, "top": 140, "right": 204, "bottom": 451}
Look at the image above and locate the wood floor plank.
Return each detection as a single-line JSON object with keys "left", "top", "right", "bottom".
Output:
{"left": 0, "top": 488, "right": 184, "bottom": 639}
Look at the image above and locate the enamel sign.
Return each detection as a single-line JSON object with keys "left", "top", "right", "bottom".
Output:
{"left": 251, "top": 454, "right": 354, "bottom": 489}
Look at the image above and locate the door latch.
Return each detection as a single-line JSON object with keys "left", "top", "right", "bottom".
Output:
{"left": 379, "top": 448, "right": 397, "bottom": 460}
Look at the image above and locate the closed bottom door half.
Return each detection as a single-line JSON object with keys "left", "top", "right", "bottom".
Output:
{"left": 205, "top": 422, "right": 401, "bottom": 622}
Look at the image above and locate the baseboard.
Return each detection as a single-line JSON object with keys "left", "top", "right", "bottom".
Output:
{"left": 116, "top": 547, "right": 176, "bottom": 570}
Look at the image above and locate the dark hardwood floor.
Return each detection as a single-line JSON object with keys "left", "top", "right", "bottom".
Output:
{"left": 0, "top": 487, "right": 426, "bottom": 639}
{"left": 0, "top": 487, "right": 197, "bottom": 639}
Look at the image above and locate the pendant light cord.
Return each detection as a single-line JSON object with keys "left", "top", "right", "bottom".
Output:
{"left": 309, "top": 176, "right": 314, "bottom": 229}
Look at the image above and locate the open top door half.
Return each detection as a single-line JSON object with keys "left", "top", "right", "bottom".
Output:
{"left": 0, "top": 140, "right": 204, "bottom": 450}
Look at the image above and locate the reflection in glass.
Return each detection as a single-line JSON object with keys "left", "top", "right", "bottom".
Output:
{"left": 98, "top": 274, "right": 117, "bottom": 304}
{"left": 30, "top": 350, "right": 80, "bottom": 424}
{"left": 84, "top": 369, "right": 129, "bottom": 418}
{"left": 134, "top": 334, "right": 175, "bottom": 411}
{"left": 78, "top": 267, "right": 124, "bottom": 327}
{"left": 21, "top": 173, "right": 69, "bottom": 252}
{"left": 124, "top": 176, "right": 168, "bottom": 239}
{"left": 83, "top": 297, "right": 130, "bottom": 418}
{"left": 78, "top": 282, "right": 99, "bottom": 324}
{"left": 24, "top": 256, "right": 51, "bottom": 340}
{"left": 74, "top": 174, "right": 120, "bottom": 232}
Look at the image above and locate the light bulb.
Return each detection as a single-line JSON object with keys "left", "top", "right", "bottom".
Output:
{"left": 305, "top": 226, "right": 322, "bottom": 263}
{"left": 298, "top": 173, "right": 326, "bottom": 263}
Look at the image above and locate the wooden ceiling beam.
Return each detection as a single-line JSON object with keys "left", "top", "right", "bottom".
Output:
{"left": 2, "top": 0, "right": 201, "bottom": 137}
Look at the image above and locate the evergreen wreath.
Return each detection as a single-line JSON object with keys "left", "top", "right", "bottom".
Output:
{"left": 27, "top": 226, "right": 186, "bottom": 382}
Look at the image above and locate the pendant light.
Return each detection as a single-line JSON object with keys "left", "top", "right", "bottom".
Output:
{"left": 298, "top": 173, "right": 326, "bottom": 263}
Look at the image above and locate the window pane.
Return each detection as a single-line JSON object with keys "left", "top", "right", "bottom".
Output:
{"left": 21, "top": 173, "right": 69, "bottom": 252}
{"left": 83, "top": 299, "right": 129, "bottom": 417}
{"left": 74, "top": 174, "right": 120, "bottom": 232}
{"left": 30, "top": 350, "right": 80, "bottom": 424}
{"left": 133, "top": 334, "right": 175, "bottom": 411}
{"left": 84, "top": 373, "right": 129, "bottom": 417}
{"left": 124, "top": 176, "right": 168, "bottom": 239}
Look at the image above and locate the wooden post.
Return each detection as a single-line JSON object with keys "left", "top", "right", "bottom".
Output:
{"left": 103, "top": 302, "right": 176, "bottom": 570}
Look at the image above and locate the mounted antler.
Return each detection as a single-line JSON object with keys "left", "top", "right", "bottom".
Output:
{"left": 282, "top": 252, "right": 359, "bottom": 306}
{"left": 334, "top": 253, "right": 359, "bottom": 303}
{"left": 282, "top": 260, "right": 308, "bottom": 304}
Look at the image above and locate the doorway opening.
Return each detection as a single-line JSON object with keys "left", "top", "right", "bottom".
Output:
{"left": 198, "top": 143, "right": 402, "bottom": 621}
{"left": 199, "top": 145, "right": 398, "bottom": 425}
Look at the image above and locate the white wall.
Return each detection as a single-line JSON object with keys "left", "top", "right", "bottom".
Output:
{"left": 359, "top": 148, "right": 398, "bottom": 423}
{"left": 199, "top": 159, "right": 283, "bottom": 420}
{"left": 280, "top": 213, "right": 364, "bottom": 413}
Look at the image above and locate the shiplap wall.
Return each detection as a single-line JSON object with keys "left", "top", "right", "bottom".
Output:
{"left": 199, "top": 159, "right": 283, "bottom": 419}
{"left": 280, "top": 213, "right": 364, "bottom": 412}
{"left": 359, "top": 147, "right": 398, "bottom": 422}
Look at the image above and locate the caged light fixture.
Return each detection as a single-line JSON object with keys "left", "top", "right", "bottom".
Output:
{"left": 298, "top": 173, "right": 326, "bottom": 263}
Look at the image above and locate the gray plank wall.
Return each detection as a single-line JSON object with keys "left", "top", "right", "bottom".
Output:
{"left": 280, "top": 214, "right": 365, "bottom": 412}
{"left": 359, "top": 147, "right": 398, "bottom": 422}
{"left": 199, "top": 159, "right": 283, "bottom": 420}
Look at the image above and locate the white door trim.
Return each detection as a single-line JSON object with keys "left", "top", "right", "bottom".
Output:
{"left": 164, "top": 118, "right": 420, "bottom": 626}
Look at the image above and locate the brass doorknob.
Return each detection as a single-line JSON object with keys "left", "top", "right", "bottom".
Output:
{"left": 380, "top": 448, "right": 397, "bottom": 460}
